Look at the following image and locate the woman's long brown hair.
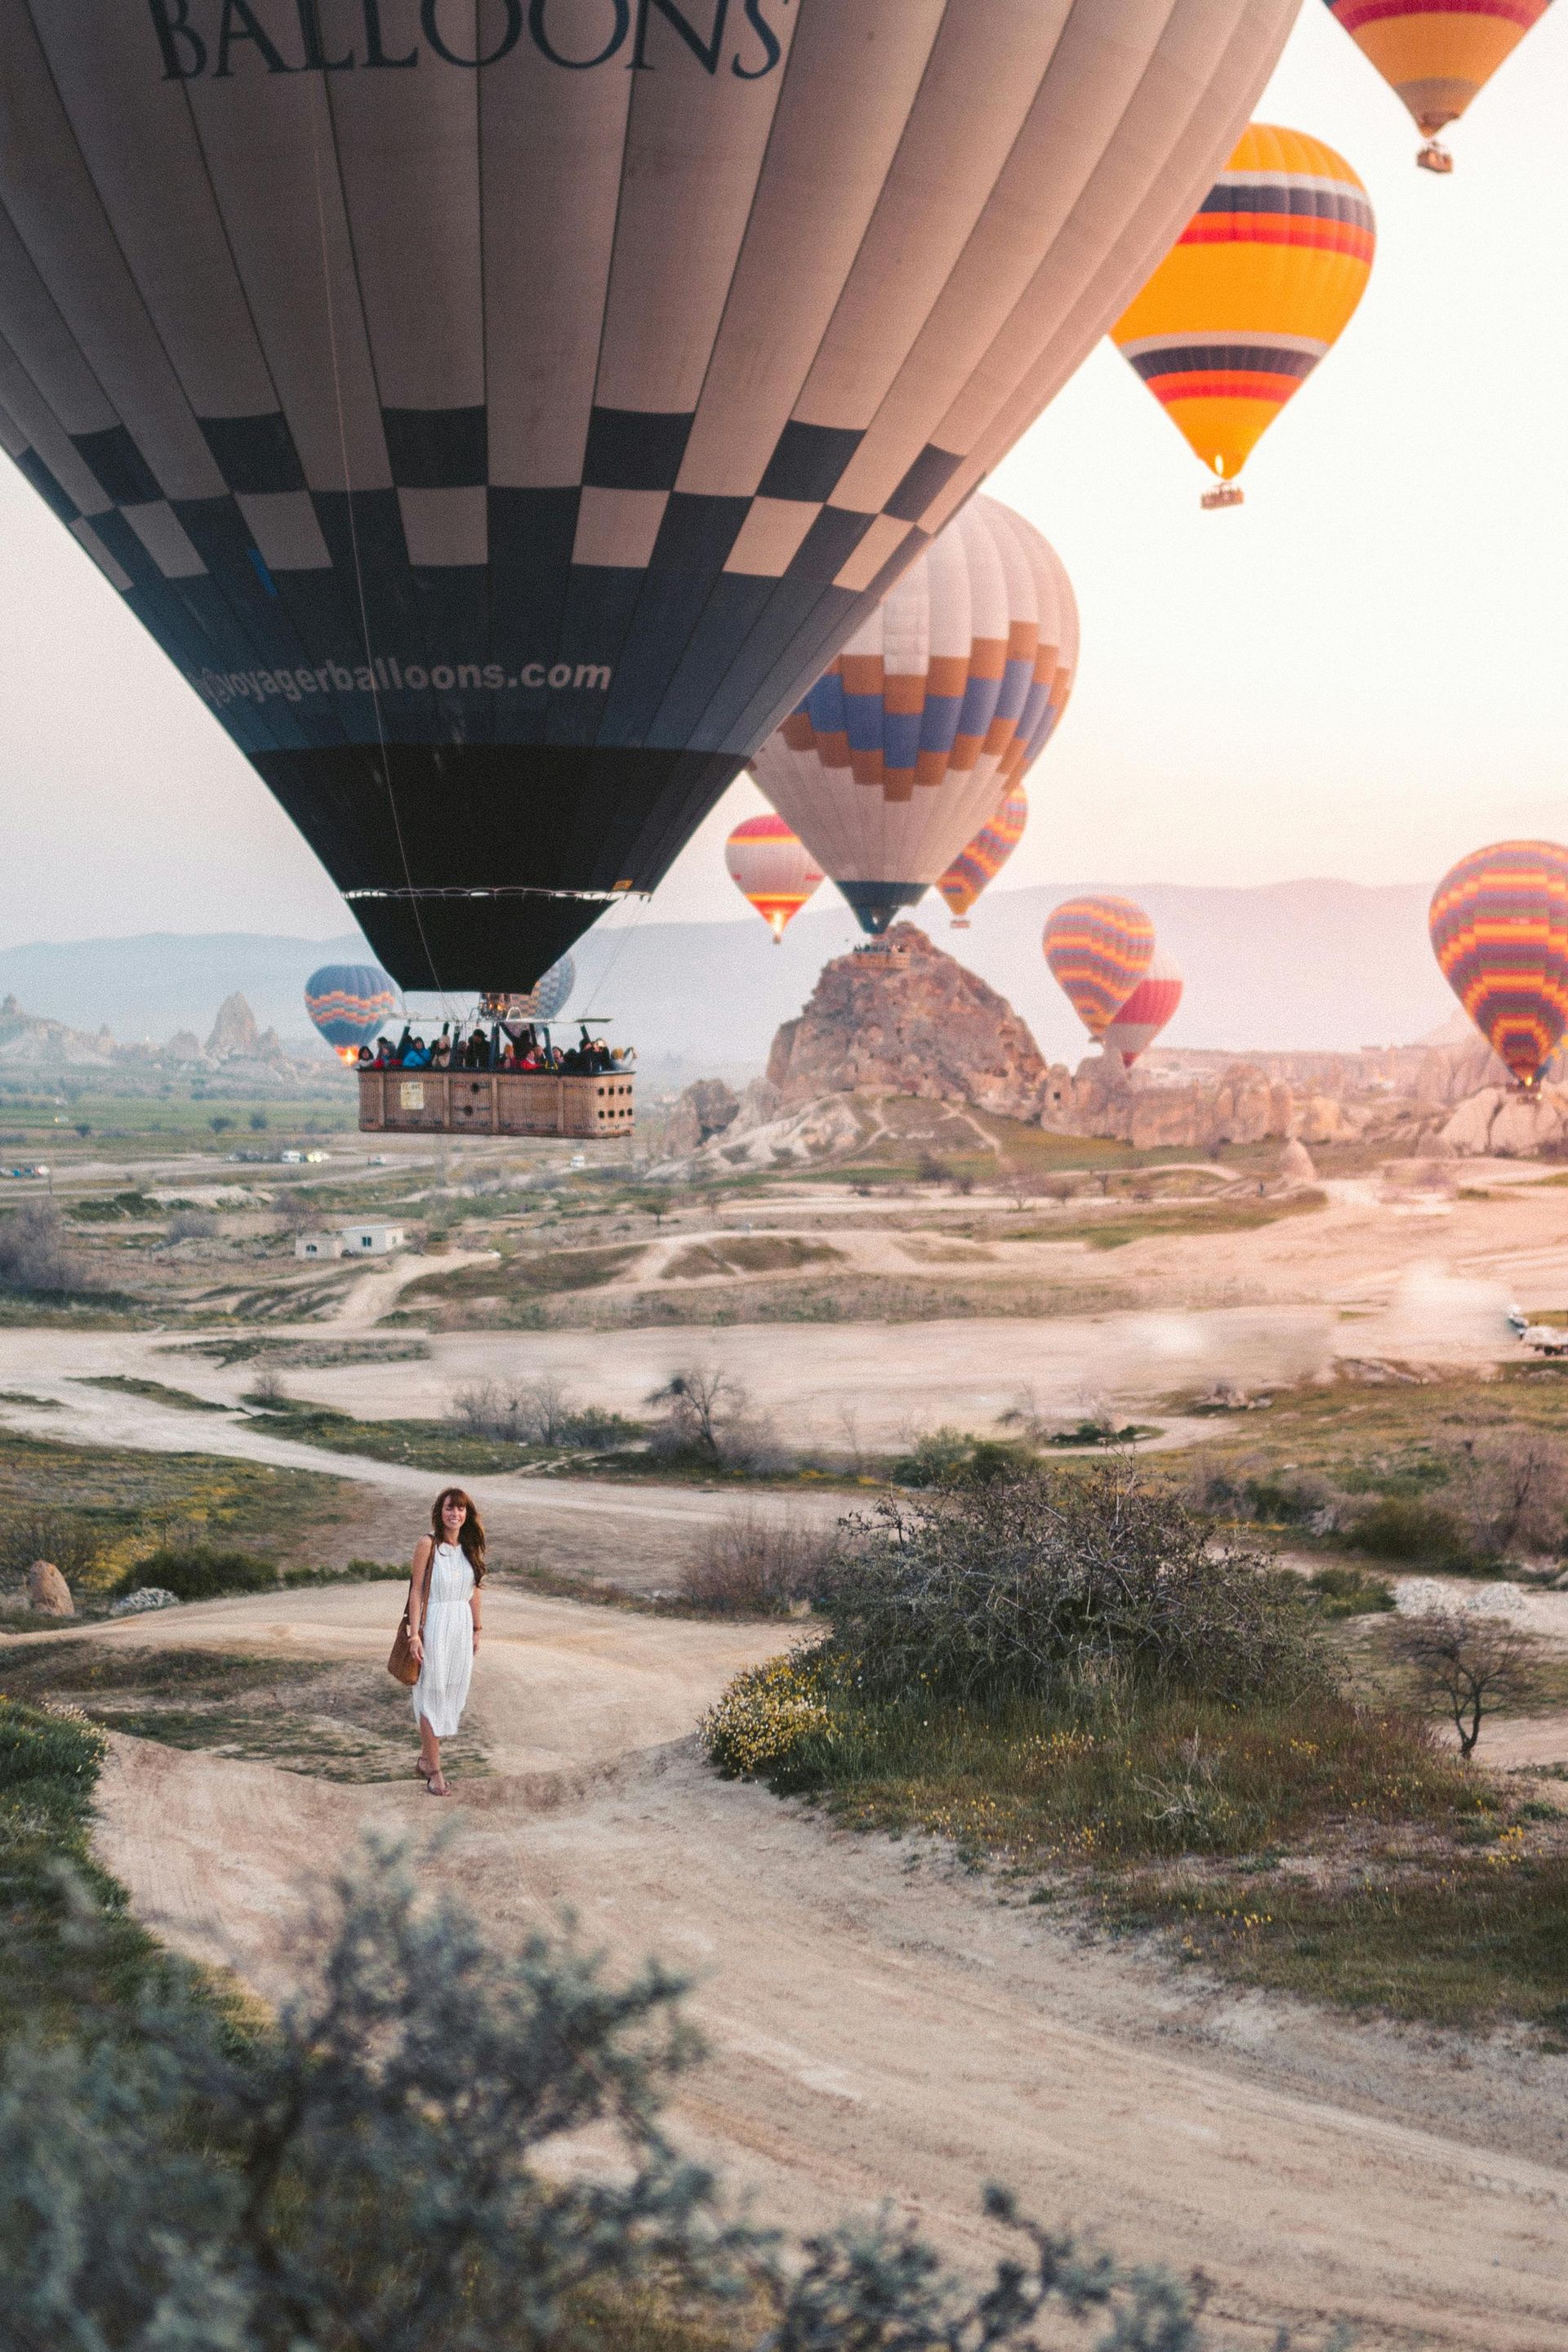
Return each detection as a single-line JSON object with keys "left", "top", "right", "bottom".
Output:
{"left": 431, "top": 1487, "right": 486, "bottom": 1583}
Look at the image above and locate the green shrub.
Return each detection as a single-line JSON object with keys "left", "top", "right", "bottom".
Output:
{"left": 892, "top": 1428, "right": 1031, "bottom": 1486}
{"left": 700, "top": 1649, "right": 832, "bottom": 1775}
{"left": 1346, "top": 1497, "right": 1470, "bottom": 1566}
{"left": 1307, "top": 1564, "right": 1396, "bottom": 1618}
{"left": 111, "top": 1546, "right": 278, "bottom": 1603}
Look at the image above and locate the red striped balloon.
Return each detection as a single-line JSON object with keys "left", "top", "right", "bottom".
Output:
{"left": 1102, "top": 951, "right": 1184, "bottom": 1067}
{"left": 1044, "top": 897, "right": 1156, "bottom": 1040}
{"left": 725, "top": 813, "right": 825, "bottom": 944}
{"left": 1429, "top": 841, "right": 1568, "bottom": 1088}
{"left": 938, "top": 785, "right": 1029, "bottom": 926}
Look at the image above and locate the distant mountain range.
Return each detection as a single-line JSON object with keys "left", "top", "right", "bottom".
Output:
{"left": 0, "top": 879, "right": 1455, "bottom": 1082}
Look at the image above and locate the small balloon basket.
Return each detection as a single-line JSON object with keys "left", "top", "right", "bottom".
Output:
{"left": 1416, "top": 139, "right": 1454, "bottom": 175}
{"left": 1200, "top": 479, "right": 1245, "bottom": 510}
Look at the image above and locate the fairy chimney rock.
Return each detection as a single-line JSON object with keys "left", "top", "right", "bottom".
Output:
{"left": 767, "top": 924, "right": 1053, "bottom": 1121}
{"left": 205, "top": 992, "right": 261, "bottom": 1060}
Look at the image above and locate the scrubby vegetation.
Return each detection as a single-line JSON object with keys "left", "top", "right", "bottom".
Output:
{"left": 678, "top": 1509, "right": 832, "bottom": 1617}
{"left": 1, "top": 1773, "right": 1343, "bottom": 2350}
{"left": 702, "top": 1464, "right": 1568, "bottom": 2029}
{"left": 110, "top": 1544, "right": 279, "bottom": 1604}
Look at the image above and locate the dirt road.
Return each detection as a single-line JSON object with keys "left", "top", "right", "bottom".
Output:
{"left": 85, "top": 1584, "right": 1568, "bottom": 2351}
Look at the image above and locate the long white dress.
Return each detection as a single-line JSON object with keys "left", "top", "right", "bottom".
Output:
{"left": 412, "top": 1541, "right": 474, "bottom": 1737}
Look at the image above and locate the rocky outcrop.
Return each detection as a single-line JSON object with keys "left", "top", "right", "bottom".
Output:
{"left": 663, "top": 1078, "right": 742, "bottom": 1158}
{"left": 205, "top": 992, "right": 261, "bottom": 1060}
{"left": 766, "top": 924, "right": 1053, "bottom": 1122}
{"left": 1045, "top": 1053, "right": 1369, "bottom": 1152}
{"left": 1278, "top": 1138, "right": 1316, "bottom": 1184}
{"left": 1441, "top": 1084, "right": 1568, "bottom": 1157}
{"left": 26, "top": 1560, "right": 74, "bottom": 1616}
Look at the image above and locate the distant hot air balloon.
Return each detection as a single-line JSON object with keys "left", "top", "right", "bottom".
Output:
{"left": 1429, "top": 843, "right": 1568, "bottom": 1089}
{"left": 753, "top": 500, "right": 1077, "bottom": 935}
{"left": 1111, "top": 126, "right": 1376, "bottom": 506}
{"left": 1045, "top": 898, "right": 1156, "bottom": 1041}
{"left": 938, "top": 785, "right": 1030, "bottom": 928}
{"left": 1324, "top": 0, "right": 1552, "bottom": 172}
{"left": 516, "top": 956, "right": 577, "bottom": 1025}
{"left": 0, "top": 4, "right": 1298, "bottom": 992}
{"left": 1102, "top": 951, "right": 1185, "bottom": 1067}
{"left": 725, "top": 814, "right": 824, "bottom": 944}
{"left": 305, "top": 964, "right": 398, "bottom": 1063}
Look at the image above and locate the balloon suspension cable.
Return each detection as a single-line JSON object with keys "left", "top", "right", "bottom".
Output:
{"left": 1416, "top": 139, "right": 1454, "bottom": 175}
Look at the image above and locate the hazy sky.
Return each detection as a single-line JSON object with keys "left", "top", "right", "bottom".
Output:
{"left": 1, "top": 1, "right": 1563, "bottom": 950}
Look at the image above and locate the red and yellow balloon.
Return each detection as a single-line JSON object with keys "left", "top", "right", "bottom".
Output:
{"left": 724, "top": 813, "right": 825, "bottom": 944}
{"left": 1430, "top": 842, "right": 1568, "bottom": 1089}
{"left": 1111, "top": 125, "right": 1375, "bottom": 505}
{"left": 1324, "top": 0, "right": 1552, "bottom": 171}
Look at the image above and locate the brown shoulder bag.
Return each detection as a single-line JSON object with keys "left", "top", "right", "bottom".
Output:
{"left": 388, "top": 1557, "right": 424, "bottom": 1686}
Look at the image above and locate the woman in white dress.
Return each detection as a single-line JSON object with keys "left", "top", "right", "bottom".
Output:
{"left": 406, "top": 1486, "right": 484, "bottom": 1795}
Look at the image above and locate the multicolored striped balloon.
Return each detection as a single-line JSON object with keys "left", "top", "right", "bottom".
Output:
{"left": 1324, "top": 0, "right": 1552, "bottom": 168}
{"left": 1103, "top": 951, "right": 1185, "bottom": 1068}
{"left": 304, "top": 964, "right": 399, "bottom": 1062}
{"left": 1044, "top": 898, "right": 1156, "bottom": 1042}
{"left": 725, "top": 813, "right": 825, "bottom": 944}
{"left": 754, "top": 498, "right": 1076, "bottom": 937}
{"left": 1429, "top": 843, "right": 1568, "bottom": 1089}
{"left": 938, "top": 785, "right": 1029, "bottom": 926}
{"left": 1111, "top": 125, "right": 1375, "bottom": 499}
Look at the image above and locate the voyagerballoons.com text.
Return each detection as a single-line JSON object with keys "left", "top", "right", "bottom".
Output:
{"left": 193, "top": 657, "right": 616, "bottom": 707}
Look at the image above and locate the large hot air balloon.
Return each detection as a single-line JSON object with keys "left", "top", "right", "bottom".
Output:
{"left": 726, "top": 813, "right": 824, "bottom": 943}
{"left": 1044, "top": 898, "right": 1156, "bottom": 1042}
{"left": 753, "top": 499, "right": 1077, "bottom": 933}
{"left": 1111, "top": 126, "right": 1376, "bottom": 506}
{"left": 1102, "top": 951, "right": 1184, "bottom": 1067}
{"left": 515, "top": 955, "right": 577, "bottom": 1025}
{"left": 305, "top": 961, "right": 398, "bottom": 1061}
{"left": 1324, "top": 0, "right": 1552, "bottom": 172}
{"left": 0, "top": 2, "right": 1298, "bottom": 991}
{"left": 938, "top": 784, "right": 1029, "bottom": 928}
{"left": 1429, "top": 843, "right": 1568, "bottom": 1089}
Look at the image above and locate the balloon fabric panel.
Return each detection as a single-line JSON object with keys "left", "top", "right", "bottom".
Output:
{"left": 0, "top": 0, "right": 1296, "bottom": 988}
{"left": 1044, "top": 898, "right": 1157, "bottom": 1040}
{"left": 1324, "top": 0, "right": 1552, "bottom": 136}
{"left": 1112, "top": 125, "right": 1375, "bottom": 485}
{"left": 1429, "top": 842, "right": 1568, "bottom": 1088}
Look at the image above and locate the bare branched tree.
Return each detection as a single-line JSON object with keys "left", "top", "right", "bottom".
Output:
{"left": 1391, "top": 1606, "right": 1541, "bottom": 1757}
{"left": 1449, "top": 1432, "right": 1568, "bottom": 1562}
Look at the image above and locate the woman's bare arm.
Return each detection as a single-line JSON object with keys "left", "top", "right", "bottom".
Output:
{"left": 408, "top": 1535, "right": 434, "bottom": 1659}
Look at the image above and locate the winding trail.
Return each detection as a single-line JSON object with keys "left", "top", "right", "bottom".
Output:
{"left": 64, "top": 1584, "right": 1568, "bottom": 2352}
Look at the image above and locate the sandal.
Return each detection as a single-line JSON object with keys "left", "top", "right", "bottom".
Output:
{"left": 425, "top": 1772, "right": 451, "bottom": 1797}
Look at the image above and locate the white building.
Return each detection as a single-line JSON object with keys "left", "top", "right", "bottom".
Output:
{"left": 296, "top": 1232, "right": 344, "bottom": 1260}
{"left": 341, "top": 1225, "right": 404, "bottom": 1256}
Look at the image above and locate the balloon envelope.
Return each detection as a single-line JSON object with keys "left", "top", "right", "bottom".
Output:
{"left": 515, "top": 956, "right": 576, "bottom": 1025}
{"left": 1111, "top": 124, "right": 1375, "bottom": 490}
{"left": 1045, "top": 898, "right": 1156, "bottom": 1040}
{"left": 1103, "top": 951, "right": 1184, "bottom": 1067}
{"left": 1429, "top": 843, "right": 1568, "bottom": 1089}
{"left": 938, "top": 783, "right": 1029, "bottom": 924}
{"left": 754, "top": 497, "right": 1076, "bottom": 934}
{"left": 305, "top": 962, "right": 398, "bottom": 1061}
{"left": 1324, "top": 0, "right": 1551, "bottom": 145}
{"left": 726, "top": 813, "right": 824, "bottom": 943}
{"left": 0, "top": 0, "right": 1296, "bottom": 988}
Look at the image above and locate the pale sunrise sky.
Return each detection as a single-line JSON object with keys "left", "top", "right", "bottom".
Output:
{"left": 0, "top": 0, "right": 1563, "bottom": 948}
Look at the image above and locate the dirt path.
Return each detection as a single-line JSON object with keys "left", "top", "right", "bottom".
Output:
{"left": 87, "top": 1585, "right": 1568, "bottom": 2351}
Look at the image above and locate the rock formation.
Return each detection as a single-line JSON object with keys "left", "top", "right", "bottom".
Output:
{"left": 1048, "top": 1053, "right": 1366, "bottom": 1153}
{"left": 767, "top": 924, "right": 1053, "bottom": 1122}
{"left": 26, "top": 1559, "right": 74, "bottom": 1616}
{"left": 1278, "top": 1138, "right": 1316, "bottom": 1183}
{"left": 205, "top": 992, "right": 261, "bottom": 1060}
{"left": 1441, "top": 1084, "right": 1568, "bottom": 1158}
{"left": 663, "top": 1078, "right": 742, "bottom": 1158}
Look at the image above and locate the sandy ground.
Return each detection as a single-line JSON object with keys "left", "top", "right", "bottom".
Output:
{"left": 79, "top": 1582, "right": 1568, "bottom": 2352}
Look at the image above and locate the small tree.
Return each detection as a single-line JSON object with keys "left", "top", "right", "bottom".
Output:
{"left": 210, "top": 1114, "right": 234, "bottom": 1139}
{"left": 249, "top": 1110, "right": 269, "bottom": 1132}
{"left": 1391, "top": 1606, "right": 1541, "bottom": 1757}
{"left": 647, "top": 1364, "right": 736, "bottom": 1463}
{"left": 1449, "top": 1431, "right": 1568, "bottom": 1562}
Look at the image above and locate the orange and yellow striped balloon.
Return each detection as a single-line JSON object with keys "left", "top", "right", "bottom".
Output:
{"left": 1325, "top": 0, "right": 1552, "bottom": 165}
{"left": 938, "top": 785, "right": 1029, "bottom": 925}
{"left": 1429, "top": 841, "right": 1568, "bottom": 1089}
{"left": 1111, "top": 125, "right": 1375, "bottom": 497}
{"left": 1044, "top": 897, "right": 1156, "bottom": 1041}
